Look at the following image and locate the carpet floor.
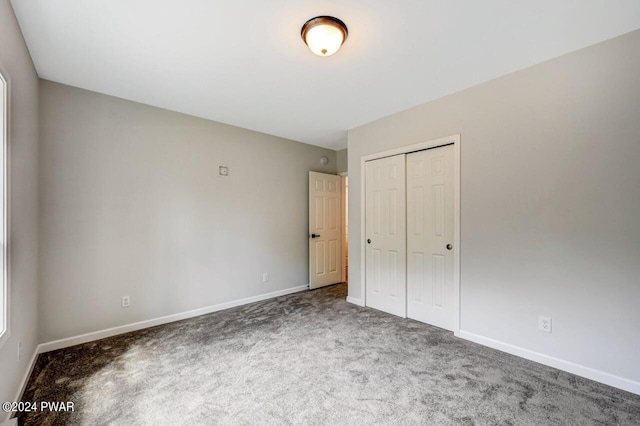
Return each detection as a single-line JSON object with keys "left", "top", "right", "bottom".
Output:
{"left": 18, "top": 283, "right": 640, "bottom": 425}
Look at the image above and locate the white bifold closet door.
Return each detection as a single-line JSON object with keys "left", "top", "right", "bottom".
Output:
{"left": 365, "top": 154, "right": 407, "bottom": 317}
{"left": 406, "top": 145, "right": 455, "bottom": 331}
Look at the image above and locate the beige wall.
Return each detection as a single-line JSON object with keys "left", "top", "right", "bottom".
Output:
{"left": 336, "top": 148, "right": 348, "bottom": 174}
{"left": 0, "top": 0, "right": 40, "bottom": 415}
{"left": 39, "top": 81, "right": 335, "bottom": 342}
{"left": 348, "top": 30, "right": 640, "bottom": 387}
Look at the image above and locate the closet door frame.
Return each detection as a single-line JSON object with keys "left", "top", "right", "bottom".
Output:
{"left": 359, "top": 134, "right": 461, "bottom": 334}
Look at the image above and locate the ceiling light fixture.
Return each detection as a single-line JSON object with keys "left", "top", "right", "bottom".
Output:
{"left": 301, "top": 16, "right": 348, "bottom": 57}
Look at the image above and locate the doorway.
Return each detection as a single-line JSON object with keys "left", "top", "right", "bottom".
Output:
{"left": 308, "top": 171, "right": 342, "bottom": 289}
{"left": 340, "top": 174, "right": 349, "bottom": 284}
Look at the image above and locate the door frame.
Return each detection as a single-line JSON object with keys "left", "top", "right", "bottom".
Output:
{"left": 359, "top": 134, "right": 461, "bottom": 333}
{"left": 338, "top": 172, "right": 348, "bottom": 283}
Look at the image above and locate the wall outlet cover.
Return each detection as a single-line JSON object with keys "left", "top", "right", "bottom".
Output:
{"left": 538, "top": 315, "right": 552, "bottom": 333}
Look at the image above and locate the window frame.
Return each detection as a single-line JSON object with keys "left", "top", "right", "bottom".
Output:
{"left": 0, "top": 68, "right": 9, "bottom": 349}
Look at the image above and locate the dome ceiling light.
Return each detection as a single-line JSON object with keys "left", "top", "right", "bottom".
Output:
{"left": 301, "top": 16, "right": 348, "bottom": 57}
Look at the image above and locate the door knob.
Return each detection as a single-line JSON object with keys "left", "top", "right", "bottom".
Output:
{"left": 367, "top": 239, "right": 371, "bottom": 244}
{"left": 446, "top": 244, "right": 453, "bottom": 250}
{"left": 310, "top": 234, "right": 321, "bottom": 238}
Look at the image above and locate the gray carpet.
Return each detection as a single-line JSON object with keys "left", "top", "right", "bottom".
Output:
{"left": 18, "top": 284, "right": 640, "bottom": 425}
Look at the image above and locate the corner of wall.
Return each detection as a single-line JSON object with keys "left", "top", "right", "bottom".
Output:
{"left": 0, "top": 0, "right": 42, "bottom": 416}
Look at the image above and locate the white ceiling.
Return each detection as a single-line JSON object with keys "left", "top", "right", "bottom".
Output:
{"left": 10, "top": 1, "right": 640, "bottom": 150}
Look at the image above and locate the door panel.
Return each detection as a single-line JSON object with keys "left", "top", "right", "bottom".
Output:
{"left": 365, "top": 154, "right": 407, "bottom": 317}
{"left": 309, "top": 172, "right": 342, "bottom": 289}
{"left": 407, "top": 145, "right": 454, "bottom": 330}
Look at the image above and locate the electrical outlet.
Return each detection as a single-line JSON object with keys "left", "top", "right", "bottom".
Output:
{"left": 17, "top": 341, "right": 22, "bottom": 362}
{"left": 122, "top": 296, "right": 130, "bottom": 308}
{"left": 262, "top": 272, "right": 269, "bottom": 283}
{"left": 538, "top": 315, "right": 552, "bottom": 333}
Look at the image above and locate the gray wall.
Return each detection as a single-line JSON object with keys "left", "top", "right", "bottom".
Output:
{"left": 0, "top": 0, "right": 40, "bottom": 413}
{"left": 348, "top": 30, "right": 640, "bottom": 384}
{"left": 336, "top": 148, "right": 348, "bottom": 174}
{"left": 39, "top": 81, "right": 335, "bottom": 342}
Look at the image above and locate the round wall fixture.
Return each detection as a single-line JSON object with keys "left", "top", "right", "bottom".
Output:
{"left": 320, "top": 156, "right": 329, "bottom": 165}
{"left": 301, "top": 16, "right": 348, "bottom": 57}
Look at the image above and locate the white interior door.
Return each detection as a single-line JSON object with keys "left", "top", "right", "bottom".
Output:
{"left": 309, "top": 172, "right": 342, "bottom": 289}
{"left": 406, "top": 145, "right": 455, "bottom": 330}
{"left": 365, "top": 154, "right": 406, "bottom": 317}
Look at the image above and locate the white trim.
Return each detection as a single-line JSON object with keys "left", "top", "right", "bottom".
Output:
{"left": 457, "top": 330, "right": 640, "bottom": 396}
{"left": 39, "top": 285, "right": 308, "bottom": 353}
{"left": 359, "top": 155, "right": 366, "bottom": 305}
{"left": 359, "top": 134, "right": 461, "bottom": 333}
{"left": 452, "top": 138, "right": 460, "bottom": 333}
{"left": 346, "top": 296, "right": 364, "bottom": 307}
{"left": 7, "top": 346, "right": 39, "bottom": 422}
{"left": 340, "top": 174, "right": 348, "bottom": 283}
{"left": 338, "top": 172, "right": 348, "bottom": 177}
{"left": 0, "top": 67, "right": 9, "bottom": 350}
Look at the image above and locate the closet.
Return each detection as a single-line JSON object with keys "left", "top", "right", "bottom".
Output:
{"left": 365, "top": 144, "right": 455, "bottom": 330}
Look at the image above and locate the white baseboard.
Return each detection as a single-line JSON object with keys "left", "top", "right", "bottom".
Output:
{"left": 456, "top": 330, "right": 640, "bottom": 396}
{"left": 39, "top": 285, "right": 308, "bottom": 354}
{"left": 5, "top": 347, "right": 39, "bottom": 423}
{"left": 346, "top": 296, "right": 364, "bottom": 307}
